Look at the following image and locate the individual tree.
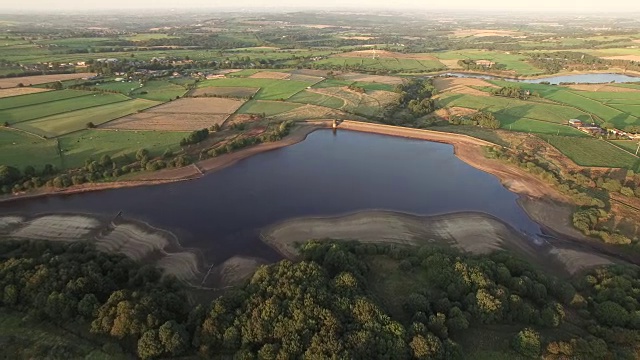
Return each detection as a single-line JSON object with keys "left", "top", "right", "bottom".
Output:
{"left": 512, "top": 328, "right": 541, "bottom": 358}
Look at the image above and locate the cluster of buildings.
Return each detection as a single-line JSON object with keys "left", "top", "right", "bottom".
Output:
{"left": 568, "top": 119, "right": 640, "bottom": 139}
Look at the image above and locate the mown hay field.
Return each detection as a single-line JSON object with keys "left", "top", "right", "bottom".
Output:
{"left": 14, "top": 99, "right": 159, "bottom": 137}
{"left": 0, "top": 73, "right": 95, "bottom": 88}
{"left": 104, "top": 112, "right": 229, "bottom": 131}
{"left": 0, "top": 87, "right": 50, "bottom": 98}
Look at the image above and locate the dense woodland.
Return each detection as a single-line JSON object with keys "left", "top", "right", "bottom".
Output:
{"left": 1, "top": 239, "right": 640, "bottom": 359}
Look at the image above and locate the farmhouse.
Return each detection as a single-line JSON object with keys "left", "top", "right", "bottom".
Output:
{"left": 475, "top": 60, "right": 495, "bottom": 68}
{"left": 568, "top": 119, "right": 582, "bottom": 127}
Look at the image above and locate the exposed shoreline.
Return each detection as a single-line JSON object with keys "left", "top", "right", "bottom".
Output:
{"left": 259, "top": 209, "right": 617, "bottom": 276}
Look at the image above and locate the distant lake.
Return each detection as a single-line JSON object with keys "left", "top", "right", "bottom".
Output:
{"left": 0, "top": 130, "right": 543, "bottom": 264}
{"left": 445, "top": 72, "right": 640, "bottom": 85}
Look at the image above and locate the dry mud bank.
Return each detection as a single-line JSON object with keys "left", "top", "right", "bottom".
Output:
{"left": 0, "top": 213, "right": 207, "bottom": 285}
{"left": 261, "top": 210, "right": 616, "bottom": 276}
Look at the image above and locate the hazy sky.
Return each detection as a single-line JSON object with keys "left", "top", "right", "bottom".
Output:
{"left": 5, "top": 0, "right": 640, "bottom": 12}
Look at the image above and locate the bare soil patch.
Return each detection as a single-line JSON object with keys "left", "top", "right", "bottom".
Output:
{"left": 131, "top": 164, "right": 202, "bottom": 181}
{"left": 190, "top": 87, "right": 259, "bottom": 98}
{"left": 147, "top": 97, "right": 244, "bottom": 114}
{"left": 0, "top": 216, "right": 24, "bottom": 230}
{"left": 439, "top": 59, "right": 463, "bottom": 69}
{"left": 104, "top": 112, "right": 229, "bottom": 131}
{"left": 601, "top": 55, "right": 640, "bottom": 62}
{"left": 0, "top": 73, "right": 95, "bottom": 88}
{"left": 10, "top": 215, "right": 100, "bottom": 241}
{"left": 211, "top": 256, "right": 266, "bottom": 287}
{"left": 433, "top": 77, "right": 498, "bottom": 94}
{"left": 565, "top": 84, "right": 640, "bottom": 92}
{"left": 248, "top": 71, "right": 291, "bottom": 80}
{"left": 0, "top": 87, "right": 50, "bottom": 98}
{"left": 434, "top": 107, "right": 478, "bottom": 120}
{"left": 156, "top": 252, "right": 202, "bottom": 282}
{"left": 549, "top": 248, "right": 611, "bottom": 274}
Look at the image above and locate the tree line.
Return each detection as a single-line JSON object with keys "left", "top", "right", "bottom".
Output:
{"left": 2, "top": 239, "right": 639, "bottom": 359}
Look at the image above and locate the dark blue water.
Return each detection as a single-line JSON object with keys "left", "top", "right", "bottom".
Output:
{"left": 0, "top": 130, "right": 542, "bottom": 263}
{"left": 445, "top": 72, "right": 639, "bottom": 85}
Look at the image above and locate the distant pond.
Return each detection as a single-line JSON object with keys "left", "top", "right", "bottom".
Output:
{"left": 444, "top": 72, "right": 640, "bottom": 85}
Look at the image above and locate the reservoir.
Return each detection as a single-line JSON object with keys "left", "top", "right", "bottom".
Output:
{"left": 0, "top": 129, "right": 543, "bottom": 264}
{"left": 444, "top": 72, "right": 640, "bottom": 84}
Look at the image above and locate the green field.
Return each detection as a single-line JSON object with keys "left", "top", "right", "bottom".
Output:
{"left": 1, "top": 93, "right": 129, "bottom": 125}
{"left": 130, "top": 80, "right": 188, "bottom": 102}
{"left": 611, "top": 140, "right": 640, "bottom": 154}
{"left": 431, "top": 50, "right": 543, "bottom": 75}
{"left": 15, "top": 99, "right": 159, "bottom": 137}
{"left": 237, "top": 100, "right": 303, "bottom": 116}
{"left": 438, "top": 93, "right": 590, "bottom": 125}
{"left": 197, "top": 78, "right": 314, "bottom": 100}
{"left": 352, "top": 81, "right": 397, "bottom": 92}
{"left": 0, "top": 310, "right": 121, "bottom": 360}
{"left": 0, "top": 129, "right": 59, "bottom": 169}
{"left": 313, "top": 78, "right": 355, "bottom": 88}
{"left": 487, "top": 81, "right": 640, "bottom": 128}
{"left": 95, "top": 80, "right": 143, "bottom": 94}
{"left": 0, "top": 89, "right": 89, "bottom": 110}
{"left": 57, "top": 130, "right": 186, "bottom": 169}
{"left": 547, "top": 136, "right": 640, "bottom": 168}
{"left": 288, "top": 90, "right": 345, "bottom": 109}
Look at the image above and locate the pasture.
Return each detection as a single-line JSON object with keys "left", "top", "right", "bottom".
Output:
{"left": 437, "top": 93, "right": 591, "bottom": 126}
{"left": 190, "top": 87, "right": 259, "bottom": 98}
{"left": 547, "top": 136, "right": 640, "bottom": 169}
{"left": 0, "top": 89, "right": 89, "bottom": 110}
{"left": 0, "top": 129, "right": 59, "bottom": 169}
{"left": 0, "top": 93, "right": 129, "bottom": 125}
{"left": 431, "top": 50, "right": 543, "bottom": 75}
{"left": 488, "top": 80, "right": 640, "bottom": 128}
{"left": 14, "top": 99, "right": 159, "bottom": 137}
{"left": 237, "top": 100, "right": 303, "bottom": 116}
{"left": 197, "top": 78, "right": 314, "bottom": 100}
{"left": 288, "top": 91, "right": 345, "bottom": 109}
{"left": 57, "top": 130, "right": 186, "bottom": 169}
{"left": 611, "top": 140, "right": 640, "bottom": 154}
{"left": 130, "top": 80, "right": 188, "bottom": 102}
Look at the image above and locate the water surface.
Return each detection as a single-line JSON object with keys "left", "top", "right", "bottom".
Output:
{"left": 445, "top": 72, "right": 639, "bottom": 84}
{"left": 1, "top": 130, "right": 542, "bottom": 263}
